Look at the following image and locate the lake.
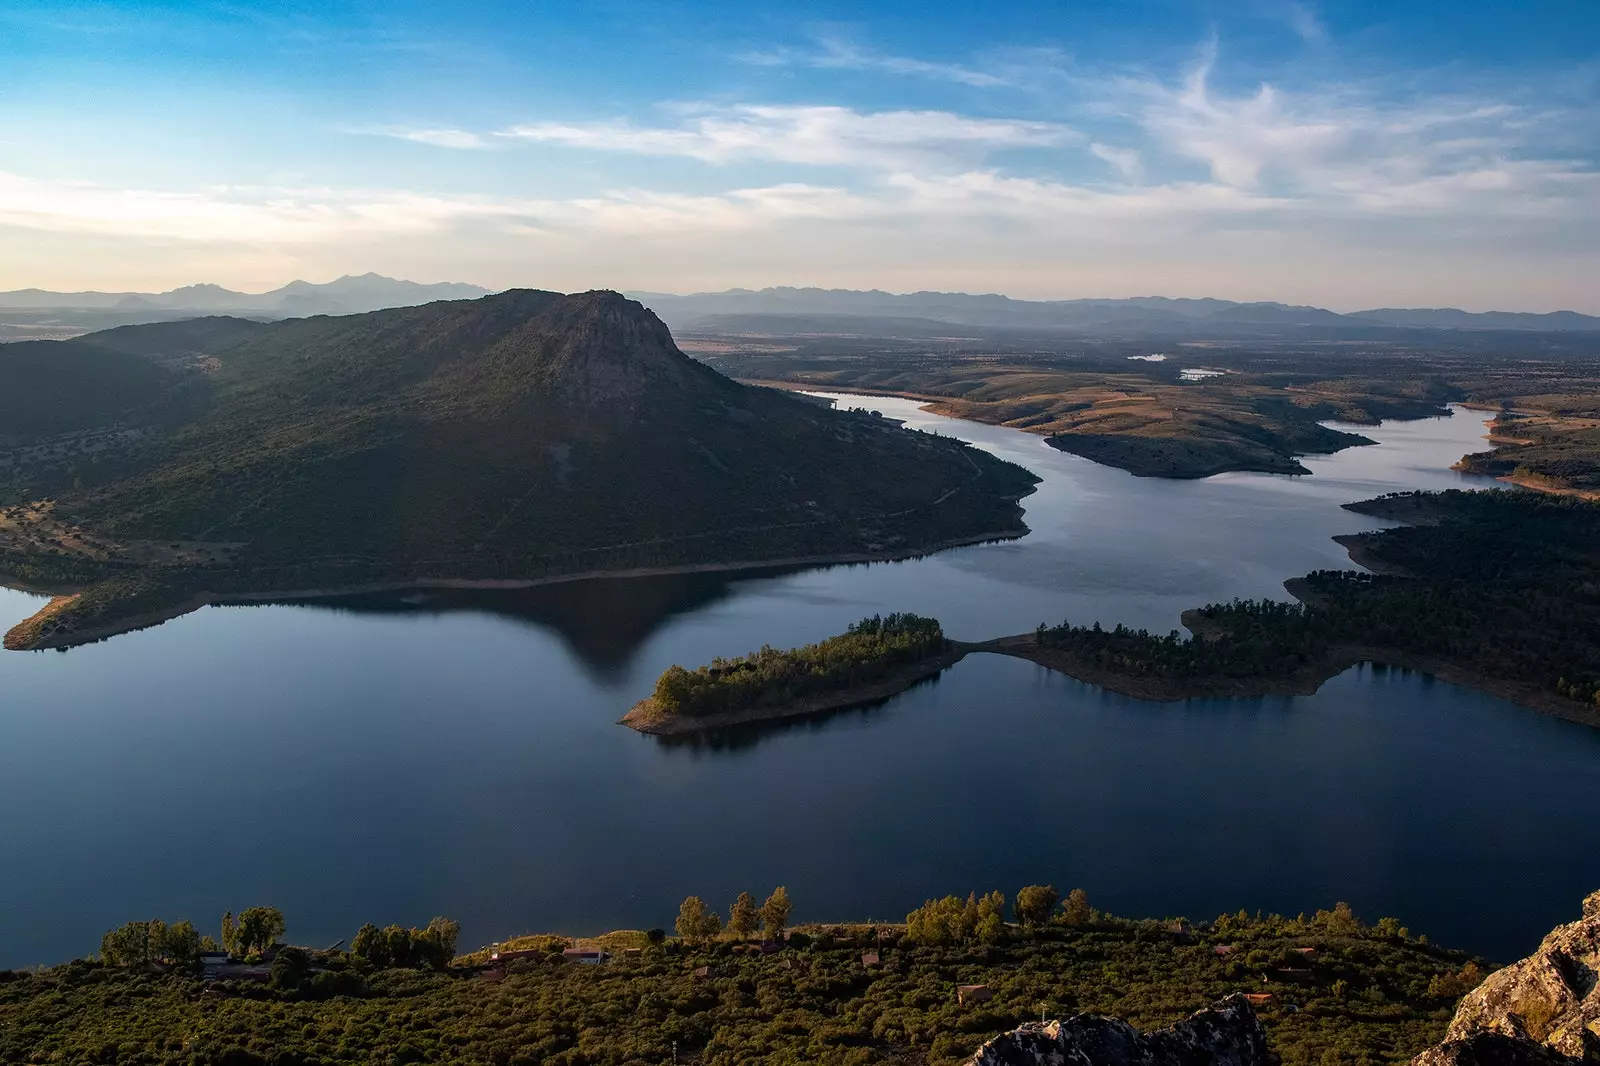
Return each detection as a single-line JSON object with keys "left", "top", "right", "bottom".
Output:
{"left": 2, "top": 397, "right": 1597, "bottom": 969}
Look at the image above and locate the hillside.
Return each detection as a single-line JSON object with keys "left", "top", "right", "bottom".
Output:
{"left": 0, "top": 893, "right": 1482, "bottom": 1066}
{"left": 0, "top": 290, "right": 1037, "bottom": 649}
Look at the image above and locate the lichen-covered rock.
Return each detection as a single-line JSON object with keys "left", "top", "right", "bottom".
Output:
{"left": 967, "top": 994, "right": 1273, "bottom": 1065}
{"left": 1413, "top": 890, "right": 1600, "bottom": 1065}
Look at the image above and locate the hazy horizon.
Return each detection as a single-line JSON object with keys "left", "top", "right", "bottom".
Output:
{"left": 3, "top": 1, "right": 1598, "bottom": 311}
{"left": 5, "top": 273, "right": 1599, "bottom": 317}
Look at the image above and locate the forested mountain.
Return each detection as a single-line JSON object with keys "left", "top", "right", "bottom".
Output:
{"left": 0, "top": 290, "right": 1037, "bottom": 649}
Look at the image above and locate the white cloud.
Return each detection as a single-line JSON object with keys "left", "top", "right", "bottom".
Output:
{"left": 1110, "top": 37, "right": 1598, "bottom": 217}
{"left": 500, "top": 104, "right": 1077, "bottom": 170}
{"left": 385, "top": 128, "right": 489, "bottom": 149}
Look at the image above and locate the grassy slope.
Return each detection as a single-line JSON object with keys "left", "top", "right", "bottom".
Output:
{"left": 0, "top": 914, "right": 1475, "bottom": 1066}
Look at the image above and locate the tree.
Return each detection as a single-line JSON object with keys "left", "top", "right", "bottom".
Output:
{"left": 760, "top": 887, "right": 792, "bottom": 939}
{"left": 1016, "top": 885, "right": 1059, "bottom": 927}
{"left": 220, "top": 911, "right": 237, "bottom": 955}
{"left": 645, "top": 928, "right": 666, "bottom": 947}
{"left": 677, "top": 896, "right": 713, "bottom": 943}
{"left": 234, "top": 907, "right": 286, "bottom": 957}
{"left": 160, "top": 920, "right": 201, "bottom": 967}
{"left": 421, "top": 917, "right": 461, "bottom": 968}
{"left": 351, "top": 923, "right": 385, "bottom": 968}
{"left": 100, "top": 922, "right": 152, "bottom": 968}
{"left": 383, "top": 925, "right": 415, "bottom": 968}
{"left": 269, "top": 946, "right": 312, "bottom": 992}
{"left": 1062, "top": 888, "right": 1091, "bottom": 926}
{"left": 728, "top": 892, "right": 760, "bottom": 939}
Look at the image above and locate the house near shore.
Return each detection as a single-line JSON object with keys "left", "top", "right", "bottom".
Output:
{"left": 958, "top": 984, "right": 993, "bottom": 1005}
{"left": 562, "top": 948, "right": 608, "bottom": 965}
{"left": 1244, "top": 993, "right": 1274, "bottom": 1006}
{"left": 861, "top": 952, "right": 881, "bottom": 969}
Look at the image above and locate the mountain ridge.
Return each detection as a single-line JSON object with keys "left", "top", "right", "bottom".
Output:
{"left": 0, "top": 288, "right": 1039, "bottom": 650}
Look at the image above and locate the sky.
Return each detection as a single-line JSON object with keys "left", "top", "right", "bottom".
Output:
{"left": 2, "top": 0, "right": 1598, "bottom": 310}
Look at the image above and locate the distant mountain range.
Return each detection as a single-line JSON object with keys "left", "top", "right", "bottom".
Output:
{"left": 627, "top": 287, "right": 1600, "bottom": 335}
{"left": 0, "top": 274, "right": 489, "bottom": 316}
{"left": 5, "top": 278, "right": 1597, "bottom": 340}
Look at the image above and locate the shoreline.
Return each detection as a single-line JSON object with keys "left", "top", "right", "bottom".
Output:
{"left": 1, "top": 529, "right": 1027, "bottom": 652}
{"left": 619, "top": 646, "right": 969, "bottom": 735}
{"left": 619, "top": 521, "right": 1600, "bottom": 735}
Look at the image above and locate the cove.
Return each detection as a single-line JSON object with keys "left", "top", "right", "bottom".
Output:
{"left": 1, "top": 397, "right": 1597, "bottom": 969}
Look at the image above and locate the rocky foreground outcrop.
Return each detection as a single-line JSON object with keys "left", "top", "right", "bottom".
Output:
{"left": 967, "top": 994, "right": 1272, "bottom": 1065}
{"left": 1413, "top": 890, "right": 1600, "bottom": 1065}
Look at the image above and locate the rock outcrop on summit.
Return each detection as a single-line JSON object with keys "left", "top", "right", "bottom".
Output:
{"left": 966, "top": 994, "right": 1273, "bottom": 1066}
{"left": 1413, "top": 890, "right": 1600, "bottom": 1065}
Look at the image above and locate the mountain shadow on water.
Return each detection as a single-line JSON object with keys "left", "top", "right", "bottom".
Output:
{"left": 293, "top": 566, "right": 809, "bottom": 681}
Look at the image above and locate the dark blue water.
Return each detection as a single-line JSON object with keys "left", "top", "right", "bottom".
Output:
{"left": 2, "top": 400, "right": 1596, "bottom": 968}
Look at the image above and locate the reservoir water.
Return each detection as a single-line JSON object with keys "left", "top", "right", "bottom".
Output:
{"left": 2, "top": 398, "right": 1597, "bottom": 968}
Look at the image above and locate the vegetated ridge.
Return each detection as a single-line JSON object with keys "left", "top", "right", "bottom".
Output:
{"left": 0, "top": 290, "right": 1038, "bottom": 650}
{"left": 0, "top": 884, "right": 1500, "bottom": 1066}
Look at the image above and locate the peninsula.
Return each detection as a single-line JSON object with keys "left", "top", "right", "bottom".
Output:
{"left": 0, "top": 291, "right": 1038, "bottom": 650}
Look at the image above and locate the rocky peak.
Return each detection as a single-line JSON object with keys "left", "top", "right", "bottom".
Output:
{"left": 966, "top": 994, "right": 1273, "bottom": 1065}
{"left": 1412, "top": 889, "right": 1600, "bottom": 1065}
{"left": 486, "top": 289, "right": 719, "bottom": 415}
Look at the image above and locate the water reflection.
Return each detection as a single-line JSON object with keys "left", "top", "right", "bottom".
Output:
{"left": 289, "top": 567, "right": 809, "bottom": 680}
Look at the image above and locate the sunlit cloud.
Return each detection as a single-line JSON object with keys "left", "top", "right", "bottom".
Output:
{"left": 500, "top": 104, "right": 1078, "bottom": 170}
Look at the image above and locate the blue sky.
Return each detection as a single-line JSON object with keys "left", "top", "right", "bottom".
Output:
{"left": 2, "top": 0, "right": 1598, "bottom": 309}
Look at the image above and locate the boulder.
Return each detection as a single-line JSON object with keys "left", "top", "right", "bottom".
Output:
{"left": 1413, "top": 890, "right": 1600, "bottom": 1064}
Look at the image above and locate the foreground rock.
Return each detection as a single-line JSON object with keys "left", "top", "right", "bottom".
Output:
{"left": 967, "top": 994, "right": 1272, "bottom": 1065}
{"left": 1413, "top": 890, "right": 1600, "bottom": 1065}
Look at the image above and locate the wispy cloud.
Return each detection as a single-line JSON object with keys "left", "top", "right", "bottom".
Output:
{"left": 741, "top": 35, "right": 1009, "bottom": 88}
{"left": 1089, "top": 142, "right": 1143, "bottom": 180}
{"left": 500, "top": 105, "right": 1078, "bottom": 170}
{"left": 362, "top": 127, "right": 490, "bottom": 149}
{"left": 1272, "top": 0, "right": 1326, "bottom": 44}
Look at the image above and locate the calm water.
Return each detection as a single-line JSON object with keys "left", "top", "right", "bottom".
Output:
{"left": 2, "top": 399, "right": 1597, "bottom": 968}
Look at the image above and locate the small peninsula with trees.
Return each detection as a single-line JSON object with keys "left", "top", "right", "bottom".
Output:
{"left": 622, "top": 613, "right": 959, "bottom": 734}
